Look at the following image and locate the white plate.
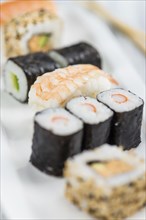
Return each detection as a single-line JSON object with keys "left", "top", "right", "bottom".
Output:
{"left": 1, "top": 2, "right": 145, "bottom": 219}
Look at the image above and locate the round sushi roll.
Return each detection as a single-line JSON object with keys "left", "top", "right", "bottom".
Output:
{"left": 55, "top": 42, "right": 102, "bottom": 68}
{"left": 4, "top": 42, "right": 102, "bottom": 103}
{"left": 1, "top": 0, "right": 59, "bottom": 58}
{"left": 64, "top": 144, "right": 146, "bottom": 220}
{"left": 66, "top": 96, "right": 114, "bottom": 150}
{"left": 30, "top": 108, "right": 83, "bottom": 176}
{"left": 4, "top": 53, "right": 60, "bottom": 102}
{"left": 0, "top": 0, "right": 57, "bottom": 25}
{"left": 97, "top": 88, "right": 144, "bottom": 149}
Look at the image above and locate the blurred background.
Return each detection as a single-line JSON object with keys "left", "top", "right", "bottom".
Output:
{"left": 97, "top": 0, "right": 145, "bottom": 81}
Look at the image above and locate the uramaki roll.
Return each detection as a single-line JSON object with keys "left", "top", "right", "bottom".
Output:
{"left": 64, "top": 144, "right": 146, "bottom": 220}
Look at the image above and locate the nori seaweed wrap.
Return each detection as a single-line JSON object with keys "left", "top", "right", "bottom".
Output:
{"left": 66, "top": 96, "right": 113, "bottom": 150}
{"left": 30, "top": 108, "right": 83, "bottom": 176}
{"left": 4, "top": 42, "right": 102, "bottom": 103}
{"left": 56, "top": 42, "right": 102, "bottom": 68}
{"left": 97, "top": 88, "right": 144, "bottom": 150}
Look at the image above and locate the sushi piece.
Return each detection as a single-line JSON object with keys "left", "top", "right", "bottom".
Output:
{"left": 4, "top": 42, "right": 102, "bottom": 102}
{"left": 66, "top": 96, "right": 113, "bottom": 150}
{"left": 97, "top": 88, "right": 144, "bottom": 150}
{"left": 64, "top": 144, "right": 146, "bottom": 220}
{"left": 0, "top": 0, "right": 57, "bottom": 25}
{"left": 4, "top": 53, "right": 60, "bottom": 102}
{"left": 1, "top": 0, "right": 62, "bottom": 58}
{"left": 30, "top": 108, "right": 83, "bottom": 176}
{"left": 29, "top": 64, "right": 119, "bottom": 110}
{"left": 54, "top": 42, "right": 102, "bottom": 68}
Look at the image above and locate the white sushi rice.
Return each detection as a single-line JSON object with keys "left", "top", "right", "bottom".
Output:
{"left": 66, "top": 96, "right": 113, "bottom": 124}
{"left": 98, "top": 88, "right": 143, "bottom": 113}
{"left": 4, "top": 60, "right": 28, "bottom": 102}
{"left": 66, "top": 144, "right": 145, "bottom": 190}
{"left": 35, "top": 108, "right": 83, "bottom": 136}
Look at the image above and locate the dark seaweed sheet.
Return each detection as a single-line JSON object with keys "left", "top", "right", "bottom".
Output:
{"left": 8, "top": 42, "right": 102, "bottom": 102}
{"left": 56, "top": 42, "right": 102, "bottom": 68}
{"left": 30, "top": 121, "right": 83, "bottom": 176}
{"left": 97, "top": 90, "right": 144, "bottom": 150}
{"left": 9, "top": 52, "right": 60, "bottom": 102}
{"left": 108, "top": 104, "right": 144, "bottom": 150}
{"left": 82, "top": 116, "right": 113, "bottom": 150}
{"left": 66, "top": 105, "right": 113, "bottom": 151}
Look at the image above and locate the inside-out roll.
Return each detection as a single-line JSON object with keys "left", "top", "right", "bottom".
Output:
{"left": 66, "top": 96, "right": 113, "bottom": 150}
{"left": 64, "top": 144, "right": 146, "bottom": 220}
{"left": 3, "top": 9, "right": 63, "bottom": 58}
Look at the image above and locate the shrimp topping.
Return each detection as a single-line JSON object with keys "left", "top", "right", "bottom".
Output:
{"left": 29, "top": 64, "right": 119, "bottom": 108}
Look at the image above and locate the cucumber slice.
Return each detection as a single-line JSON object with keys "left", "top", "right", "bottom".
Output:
{"left": 39, "top": 34, "right": 51, "bottom": 48}
{"left": 10, "top": 73, "right": 19, "bottom": 91}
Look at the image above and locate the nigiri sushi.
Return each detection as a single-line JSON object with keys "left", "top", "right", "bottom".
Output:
{"left": 29, "top": 64, "right": 119, "bottom": 110}
{"left": 4, "top": 42, "right": 102, "bottom": 102}
{"left": 1, "top": 0, "right": 63, "bottom": 57}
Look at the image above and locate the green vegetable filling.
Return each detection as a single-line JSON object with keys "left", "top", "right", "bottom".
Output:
{"left": 39, "top": 34, "right": 52, "bottom": 48}
{"left": 10, "top": 73, "right": 19, "bottom": 91}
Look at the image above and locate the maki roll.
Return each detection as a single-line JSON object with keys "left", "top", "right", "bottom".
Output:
{"left": 64, "top": 144, "right": 146, "bottom": 220}
{"left": 4, "top": 53, "right": 60, "bottom": 102}
{"left": 1, "top": 0, "right": 62, "bottom": 57}
{"left": 30, "top": 108, "right": 83, "bottom": 176}
{"left": 97, "top": 88, "right": 144, "bottom": 149}
{"left": 29, "top": 64, "right": 119, "bottom": 110}
{"left": 4, "top": 42, "right": 102, "bottom": 102}
{"left": 66, "top": 96, "right": 113, "bottom": 150}
{"left": 54, "top": 42, "right": 102, "bottom": 68}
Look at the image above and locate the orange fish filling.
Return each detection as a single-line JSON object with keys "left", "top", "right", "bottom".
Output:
{"left": 81, "top": 103, "right": 97, "bottom": 113}
{"left": 28, "top": 34, "right": 52, "bottom": 53}
{"left": 90, "top": 160, "right": 133, "bottom": 178}
{"left": 51, "top": 116, "right": 68, "bottom": 123}
{"left": 111, "top": 94, "right": 128, "bottom": 104}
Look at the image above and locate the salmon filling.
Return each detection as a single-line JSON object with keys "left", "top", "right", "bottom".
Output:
{"left": 111, "top": 94, "right": 128, "bottom": 104}
{"left": 28, "top": 33, "right": 52, "bottom": 52}
{"left": 81, "top": 103, "right": 97, "bottom": 113}
{"left": 51, "top": 116, "right": 69, "bottom": 123}
{"left": 88, "top": 160, "right": 133, "bottom": 177}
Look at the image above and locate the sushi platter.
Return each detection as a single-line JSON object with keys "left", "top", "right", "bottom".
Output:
{"left": 1, "top": 1, "right": 145, "bottom": 220}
